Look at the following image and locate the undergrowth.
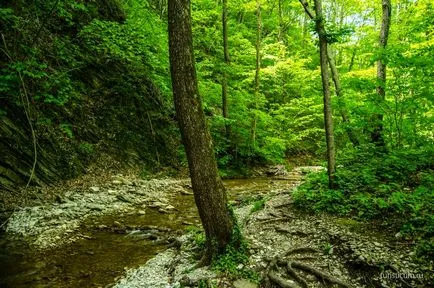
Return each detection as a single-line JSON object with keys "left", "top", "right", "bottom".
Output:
{"left": 185, "top": 209, "right": 260, "bottom": 283}
{"left": 211, "top": 219, "right": 260, "bottom": 282}
{"left": 293, "top": 146, "right": 434, "bottom": 260}
{"left": 250, "top": 198, "right": 267, "bottom": 213}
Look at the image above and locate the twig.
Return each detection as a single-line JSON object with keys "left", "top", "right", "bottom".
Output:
{"left": 18, "top": 72, "right": 37, "bottom": 188}
{"left": 1, "top": 34, "right": 38, "bottom": 189}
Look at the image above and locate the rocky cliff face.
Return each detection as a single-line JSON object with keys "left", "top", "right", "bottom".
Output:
{"left": 0, "top": 0, "right": 179, "bottom": 191}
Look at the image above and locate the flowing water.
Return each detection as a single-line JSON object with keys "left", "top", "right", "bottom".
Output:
{"left": 0, "top": 178, "right": 296, "bottom": 288}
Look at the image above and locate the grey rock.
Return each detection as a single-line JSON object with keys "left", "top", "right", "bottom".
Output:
{"left": 233, "top": 279, "right": 258, "bottom": 288}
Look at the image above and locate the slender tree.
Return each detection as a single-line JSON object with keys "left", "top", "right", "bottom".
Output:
{"left": 327, "top": 48, "right": 360, "bottom": 146}
{"left": 251, "top": 0, "right": 261, "bottom": 146}
{"left": 299, "top": 0, "right": 336, "bottom": 188}
{"left": 222, "top": 0, "right": 231, "bottom": 137}
{"left": 278, "top": 0, "right": 284, "bottom": 42}
{"left": 315, "top": 0, "right": 336, "bottom": 188}
{"left": 168, "top": 0, "right": 234, "bottom": 262}
{"left": 371, "top": 0, "right": 391, "bottom": 147}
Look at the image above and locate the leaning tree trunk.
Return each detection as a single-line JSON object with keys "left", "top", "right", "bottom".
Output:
{"left": 222, "top": 0, "right": 231, "bottom": 137}
{"left": 371, "top": 0, "right": 391, "bottom": 147}
{"left": 168, "top": 0, "right": 234, "bottom": 262}
{"left": 327, "top": 47, "right": 360, "bottom": 147}
{"left": 251, "top": 0, "right": 261, "bottom": 146}
{"left": 314, "top": 0, "right": 336, "bottom": 188}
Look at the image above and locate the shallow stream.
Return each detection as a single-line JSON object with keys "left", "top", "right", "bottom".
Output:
{"left": 0, "top": 178, "right": 296, "bottom": 288}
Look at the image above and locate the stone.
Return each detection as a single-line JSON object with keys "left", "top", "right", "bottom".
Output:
{"left": 55, "top": 194, "right": 68, "bottom": 204}
{"left": 90, "top": 187, "right": 100, "bottom": 192}
{"left": 116, "top": 195, "right": 131, "bottom": 203}
{"left": 233, "top": 279, "right": 258, "bottom": 288}
{"left": 122, "top": 179, "right": 133, "bottom": 186}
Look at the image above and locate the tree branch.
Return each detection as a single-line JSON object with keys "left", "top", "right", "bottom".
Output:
{"left": 298, "top": 0, "right": 315, "bottom": 20}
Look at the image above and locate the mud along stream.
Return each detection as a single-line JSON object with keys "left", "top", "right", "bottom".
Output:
{"left": 0, "top": 176, "right": 299, "bottom": 288}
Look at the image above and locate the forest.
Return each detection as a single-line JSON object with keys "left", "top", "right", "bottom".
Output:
{"left": 0, "top": 0, "right": 433, "bottom": 287}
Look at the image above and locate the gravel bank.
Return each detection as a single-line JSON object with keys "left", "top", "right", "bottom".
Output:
{"left": 5, "top": 176, "right": 190, "bottom": 249}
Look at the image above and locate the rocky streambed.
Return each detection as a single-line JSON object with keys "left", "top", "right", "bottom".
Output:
{"left": 0, "top": 170, "right": 300, "bottom": 287}
{"left": 1, "top": 167, "right": 432, "bottom": 288}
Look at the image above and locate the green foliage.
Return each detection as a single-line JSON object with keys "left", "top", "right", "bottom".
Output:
{"left": 250, "top": 198, "right": 266, "bottom": 213}
{"left": 59, "top": 123, "right": 74, "bottom": 138}
{"left": 185, "top": 226, "right": 207, "bottom": 249}
{"left": 212, "top": 244, "right": 259, "bottom": 282}
{"left": 205, "top": 206, "right": 259, "bottom": 281}
{"left": 0, "top": 0, "right": 180, "bottom": 187}
{"left": 78, "top": 142, "right": 95, "bottom": 155}
{"left": 321, "top": 242, "right": 334, "bottom": 255}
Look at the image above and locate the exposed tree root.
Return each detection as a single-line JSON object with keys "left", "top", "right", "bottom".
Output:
{"left": 271, "top": 202, "right": 294, "bottom": 209}
{"left": 264, "top": 245, "right": 351, "bottom": 288}
{"left": 286, "top": 263, "right": 308, "bottom": 288}
{"left": 257, "top": 216, "right": 294, "bottom": 225}
{"left": 284, "top": 246, "right": 319, "bottom": 257}
{"left": 268, "top": 270, "right": 301, "bottom": 288}
{"left": 275, "top": 226, "right": 311, "bottom": 237}
{"left": 291, "top": 256, "right": 316, "bottom": 261}
{"left": 290, "top": 261, "right": 350, "bottom": 288}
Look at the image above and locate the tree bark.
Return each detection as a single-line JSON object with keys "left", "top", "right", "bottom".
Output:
{"left": 222, "top": 0, "right": 231, "bottom": 137}
{"left": 348, "top": 48, "right": 356, "bottom": 72}
{"left": 168, "top": 0, "right": 234, "bottom": 261}
{"left": 313, "top": 0, "right": 336, "bottom": 188}
{"left": 371, "top": 0, "right": 391, "bottom": 147}
{"left": 251, "top": 0, "right": 261, "bottom": 146}
{"left": 278, "top": 0, "right": 283, "bottom": 42}
{"left": 327, "top": 47, "right": 359, "bottom": 146}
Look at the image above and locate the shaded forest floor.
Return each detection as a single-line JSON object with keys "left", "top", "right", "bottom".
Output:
{"left": 1, "top": 167, "right": 432, "bottom": 288}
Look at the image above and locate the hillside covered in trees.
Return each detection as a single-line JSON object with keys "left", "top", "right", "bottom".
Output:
{"left": 0, "top": 0, "right": 433, "bottom": 287}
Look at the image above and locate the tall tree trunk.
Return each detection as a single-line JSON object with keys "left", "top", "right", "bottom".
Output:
{"left": 251, "top": 0, "right": 261, "bottom": 146}
{"left": 168, "top": 0, "right": 234, "bottom": 262}
{"left": 348, "top": 48, "right": 356, "bottom": 72}
{"left": 302, "top": 12, "right": 308, "bottom": 50}
{"left": 278, "top": 0, "right": 283, "bottom": 42}
{"left": 327, "top": 47, "right": 360, "bottom": 146}
{"left": 222, "top": 0, "right": 231, "bottom": 137}
{"left": 314, "top": 0, "right": 336, "bottom": 188}
{"left": 371, "top": 0, "right": 391, "bottom": 147}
